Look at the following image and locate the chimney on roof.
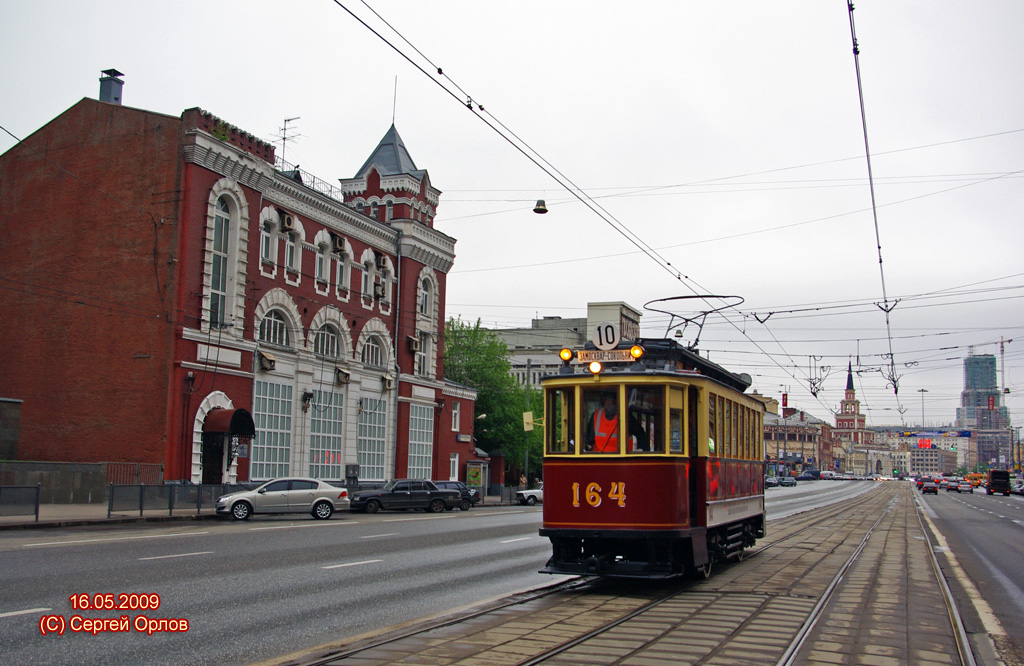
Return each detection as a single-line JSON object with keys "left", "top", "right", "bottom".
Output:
{"left": 99, "top": 69, "right": 125, "bottom": 105}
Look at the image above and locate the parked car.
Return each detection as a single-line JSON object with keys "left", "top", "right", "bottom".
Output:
{"left": 764, "top": 476, "right": 780, "bottom": 488}
{"left": 956, "top": 482, "right": 973, "bottom": 494}
{"left": 216, "top": 477, "right": 349, "bottom": 521}
{"left": 349, "top": 479, "right": 461, "bottom": 513}
{"left": 1011, "top": 481, "right": 1024, "bottom": 496}
{"left": 778, "top": 476, "right": 797, "bottom": 487}
{"left": 434, "top": 480, "right": 481, "bottom": 511}
{"left": 921, "top": 481, "right": 939, "bottom": 495}
{"left": 516, "top": 482, "right": 544, "bottom": 506}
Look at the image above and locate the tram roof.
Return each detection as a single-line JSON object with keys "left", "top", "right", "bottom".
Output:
{"left": 550, "top": 338, "right": 753, "bottom": 393}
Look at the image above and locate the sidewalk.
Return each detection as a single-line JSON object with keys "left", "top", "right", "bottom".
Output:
{"left": 0, "top": 493, "right": 520, "bottom": 531}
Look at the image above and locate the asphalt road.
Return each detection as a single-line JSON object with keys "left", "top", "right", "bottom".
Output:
{"left": 918, "top": 484, "right": 1024, "bottom": 663}
{"left": 0, "top": 481, "right": 883, "bottom": 666}
{"left": 0, "top": 507, "right": 552, "bottom": 666}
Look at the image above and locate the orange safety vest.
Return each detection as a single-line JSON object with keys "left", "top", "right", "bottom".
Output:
{"left": 592, "top": 410, "right": 619, "bottom": 452}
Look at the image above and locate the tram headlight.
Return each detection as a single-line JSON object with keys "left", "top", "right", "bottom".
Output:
{"left": 588, "top": 361, "right": 602, "bottom": 374}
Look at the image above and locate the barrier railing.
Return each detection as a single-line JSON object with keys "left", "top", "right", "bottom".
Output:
{"left": 107, "top": 483, "right": 255, "bottom": 518}
{"left": 0, "top": 484, "right": 41, "bottom": 521}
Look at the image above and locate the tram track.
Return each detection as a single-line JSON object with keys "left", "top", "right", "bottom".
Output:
{"left": 277, "top": 482, "right": 973, "bottom": 666}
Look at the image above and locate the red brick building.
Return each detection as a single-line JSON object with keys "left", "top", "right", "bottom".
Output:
{"left": 0, "top": 74, "right": 484, "bottom": 486}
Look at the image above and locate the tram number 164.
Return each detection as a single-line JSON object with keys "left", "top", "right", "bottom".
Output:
{"left": 571, "top": 482, "right": 626, "bottom": 508}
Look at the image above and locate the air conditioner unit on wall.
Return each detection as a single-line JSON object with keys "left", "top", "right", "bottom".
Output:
{"left": 373, "top": 283, "right": 385, "bottom": 300}
{"left": 382, "top": 374, "right": 395, "bottom": 391}
{"left": 335, "top": 368, "right": 350, "bottom": 385}
{"left": 331, "top": 234, "right": 345, "bottom": 253}
{"left": 281, "top": 214, "right": 295, "bottom": 231}
{"left": 375, "top": 252, "right": 387, "bottom": 269}
{"left": 408, "top": 336, "right": 421, "bottom": 352}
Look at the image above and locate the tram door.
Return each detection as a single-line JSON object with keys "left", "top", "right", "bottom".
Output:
{"left": 687, "top": 387, "right": 701, "bottom": 525}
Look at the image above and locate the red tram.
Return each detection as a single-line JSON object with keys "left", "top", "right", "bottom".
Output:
{"left": 538, "top": 338, "right": 765, "bottom": 578}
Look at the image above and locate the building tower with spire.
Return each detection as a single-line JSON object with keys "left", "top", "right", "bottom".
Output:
{"left": 834, "top": 362, "right": 873, "bottom": 448}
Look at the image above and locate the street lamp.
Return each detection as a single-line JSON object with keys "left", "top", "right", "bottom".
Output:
{"left": 918, "top": 389, "right": 928, "bottom": 427}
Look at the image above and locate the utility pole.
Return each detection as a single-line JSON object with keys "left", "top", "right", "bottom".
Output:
{"left": 918, "top": 388, "right": 928, "bottom": 427}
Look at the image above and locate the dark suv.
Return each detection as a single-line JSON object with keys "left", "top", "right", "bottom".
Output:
{"left": 434, "top": 481, "right": 481, "bottom": 511}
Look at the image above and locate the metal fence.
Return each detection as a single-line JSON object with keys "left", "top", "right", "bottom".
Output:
{"left": 107, "top": 483, "right": 255, "bottom": 518}
{"left": 105, "top": 463, "right": 164, "bottom": 485}
{"left": 0, "top": 484, "right": 41, "bottom": 521}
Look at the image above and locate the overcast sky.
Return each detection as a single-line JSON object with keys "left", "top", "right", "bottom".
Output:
{"left": 3, "top": 1, "right": 1022, "bottom": 429}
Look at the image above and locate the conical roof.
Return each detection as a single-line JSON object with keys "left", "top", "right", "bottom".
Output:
{"left": 355, "top": 124, "right": 424, "bottom": 179}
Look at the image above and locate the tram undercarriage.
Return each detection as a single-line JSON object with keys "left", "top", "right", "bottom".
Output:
{"left": 540, "top": 517, "right": 763, "bottom": 579}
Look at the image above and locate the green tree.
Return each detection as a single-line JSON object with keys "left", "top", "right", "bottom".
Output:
{"left": 444, "top": 317, "right": 544, "bottom": 481}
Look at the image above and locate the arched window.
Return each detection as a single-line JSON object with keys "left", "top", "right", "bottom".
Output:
{"left": 259, "top": 311, "right": 289, "bottom": 347}
{"left": 210, "top": 197, "right": 231, "bottom": 325}
{"left": 315, "top": 245, "right": 328, "bottom": 282}
{"left": 362, "top": 336, "right": 384, "bottom": 368}
{"left": 419, "top": 279, "right": 432, "bottom": 315}
{"left": 314, "top": 324, "right": 339, "bottom": 358}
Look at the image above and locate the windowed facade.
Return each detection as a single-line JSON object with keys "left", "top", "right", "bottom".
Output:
{"left": 210, "top": 197, "right": 230, "bottom": 326}
{"left": 285, "top": 235, "right": 297, "bottom": 272}
{"left": 309, "top": 389, "right": 344, "bottom": 479}
{"left": 251, "top": 380, "right": 293, "bottom": 479}
{"left": 314, "top": 324, "right": 339, "bottom": 358}
{"left": 260, "top": 224, "right": 272, "bottom": 263}
{"left": 362, "top": 336, "right": 384, "bottom": 368}
{"left": 357, "top": 398, "right": 387, "bottom": 481}
{"left": 408, "top": 404, "right": 434, "bottom": 479}
{"left": 259, "top": 311, "right": 289, "bottom": 347}
{"left": 419, "top": 279, "right": 432, "bottom": 315}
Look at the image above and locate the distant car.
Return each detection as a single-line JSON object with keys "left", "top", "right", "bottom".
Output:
{"left": 434, "top": 480, "right": 481, "bottom": 511}
{"left": 921, "top": 481, "right": 939, "bottom": 495}
{"left": 945, "top": 478, "right": 960, "bottom": 492}
{"left": 349, "top": 479, "right": 461, "bottom": 513}
{"left": 778, "top": 476, "right": 797, "bottom": 487}
{"left": 216, "top": 477, "right": 349, "bottom": 521}
{"left": 795, "top": 473, "right": 817, "bottom": 481}
{"left": 956, "top": 482, "right": 973, "bottom": 494}
{"left": 516, "top": 482, "right": 544, "bottom": 506}
{"left": 1011, "top": 482, "right": 1024, "bottom": 496}
{"left": 764, "top": 476, "right": 780, "bottom": 488}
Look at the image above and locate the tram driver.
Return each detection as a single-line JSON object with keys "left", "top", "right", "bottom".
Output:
{"left": 585, "top": 389, "right": 649, "bottom": 453}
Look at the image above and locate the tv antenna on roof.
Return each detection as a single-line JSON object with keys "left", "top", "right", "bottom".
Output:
{"left": 272, "top": 117, "right": 302, "bottom": 164}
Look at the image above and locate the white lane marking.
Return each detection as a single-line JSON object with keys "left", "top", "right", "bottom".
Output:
{"left": 360, "top": 533, "right": 400, "bottom": 539}
{"left": 1013, "top": 520, "right": 1024, "bottom": 529}
{"left": 322, "top": 559, "right": 383, "bottom": 569}
{"left": 0, "top": 608, "right": 50, "bottom": 619}
{"left": 23, "top": 531, "right": 209, "bottom": 548}
{"left": 138, "top": 551, "right": 214, "bottom": 561}
{"left": 500, "top": 537, "right": 535, "bottom": 544}
{"left": 918, "top": 501, "right": 1006, "bottom": 637}
{"left": 383, "top": 515, "right": 455, "bottom": 523}
{"left": 248, "top": 522, "right": 359, "bottom": 531}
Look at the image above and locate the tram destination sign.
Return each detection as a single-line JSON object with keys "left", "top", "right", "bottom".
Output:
{"left": 577, "top": 349, "right": 634, "bottom": 363}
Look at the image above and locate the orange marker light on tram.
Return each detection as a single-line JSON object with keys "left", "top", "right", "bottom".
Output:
{"left": 559, "top": 348, "right": 574, "bottom": 362}
{"left": 629, "top": 345, "right": 645, "bottom": 359}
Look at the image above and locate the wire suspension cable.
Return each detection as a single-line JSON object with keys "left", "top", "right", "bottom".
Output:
{"left": 847, "top": 2, "right": 903, "bottom": 407}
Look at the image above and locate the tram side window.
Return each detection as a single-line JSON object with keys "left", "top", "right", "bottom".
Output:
{"left": 626, "top": 386, "right": 660, "bottom": 454}
{"left": 545, "top": 387, "right": 575, "bottom": 454}
{"left": 708, "top": 392, "right": 717, "bottom": 456}
{"left": 669, "top": 388, "right": 684, "bottom": 454}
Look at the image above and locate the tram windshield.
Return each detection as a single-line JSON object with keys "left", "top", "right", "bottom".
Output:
{"left": 544, "top": 384, "right": 671, "bottom": 456}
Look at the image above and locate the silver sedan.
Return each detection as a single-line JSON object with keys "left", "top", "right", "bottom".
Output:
{"left": 216, "top": 477, "right": 350, "bottom": 520}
